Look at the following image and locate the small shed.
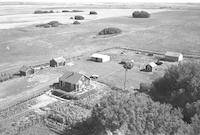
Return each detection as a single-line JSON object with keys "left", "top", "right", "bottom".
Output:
{"left": 91, "top": 53, "right": 110, "bottom": 63}
{"left": 59, "top": 71, "right": 90, "bottom": 92}
{"left": 145, "top": 62, "right": 157, "bottom": 72}
{"left": 19, "top": 65, "right": 34, "bottom": 76}
{"left": 50, "top": 57, "right": 66, "bottom": 67}
{"left": 165, "top": 51, "right": 183, "bottom": 62}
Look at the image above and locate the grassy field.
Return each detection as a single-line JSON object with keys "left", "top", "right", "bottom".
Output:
{"left": 0, "top": 8, "right": 200, "bottom": 72}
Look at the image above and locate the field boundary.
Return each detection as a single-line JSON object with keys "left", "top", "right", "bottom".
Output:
{"left": 0, "top": 87, "right": 51, "bottom": 113}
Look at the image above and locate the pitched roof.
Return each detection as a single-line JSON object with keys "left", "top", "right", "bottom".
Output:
{"left": 59, "top": 71, "right": 85, "bottom": 84}
{"left": 91, "top": 53, "right": 110, "bottom": 59}
{"left": 52, "top": 57, "right": 66, "bottom": 63}
{"left": 19, "top": 65, "right": 33, "bottom": 72}
{"left": 165, "top": 51, "right": 182, "bottom": 57}
{"left": 147, "top": 62, "right": 157, "bottom": 68}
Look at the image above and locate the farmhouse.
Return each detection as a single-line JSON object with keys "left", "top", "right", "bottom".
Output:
{"left": 50, "top": 57, "right": 66, "bottom": 67}
{"left": 165, "top": 51, "right": 183, "bottom": 62}
{"left": 145, "top": 62, "right": 157, "bottom": 72}
{"left": 91, "top": 53, "right": 110, "bottom": 62}
{"left": 59, "top": 71, "right": 90, "bottom": 92}
{"left": 19, "top": 65, "right": 34, "bottom": 76}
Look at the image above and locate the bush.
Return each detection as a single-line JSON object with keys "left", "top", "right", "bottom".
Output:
{"left": 73, "top": 21, "right": 80, "bottom": 25}
{"left": 98, "top": 27, "right": 122, "bottom": 35}
{"left": 0, "top": 72, "right": 14, "bottom": 82}
{"left": 62, "top": 10, "right": 70, "bottom": 12}
{"left": 89, "top": 11, "right": 97, "bottom": 15}
{"left": 72, "top": 10, "right": 84, "bottom": 12}
{"left": 36, "top": 21, "right": 62, "bottom": 28}
{"left": 74, "top": 15, "right": 84, "bottom": 20}
{"left": 92, "top": 91, "right": 190, "bottom": 135}
{"left": 132, "top": 11, "right": 150, "bottom": 18}
{"left": 47, "top": 21, "right": 61, "bottom": 27}
{"left": 34, "top": 10, "right": 54, "bottom": 14}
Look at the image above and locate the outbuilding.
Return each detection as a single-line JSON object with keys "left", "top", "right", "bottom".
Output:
{"left": 59, "top": 71, "right": 90, "bottom": 92}
{"left": 91, "top": 53, "right": 110, "bottom": 63}
{"left": 145, "top": 62, "right": 157, "bottom": 72}
{"left": 19, "top": 65, "right": 34, "bottom": 76}
{"left": 165, "top": 51, "right": 183, "bottom": 62}
{"left": 50, "top": 57, "right": 66, "bottom": 67}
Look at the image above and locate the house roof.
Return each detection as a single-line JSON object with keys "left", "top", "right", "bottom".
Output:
{"left": 52, "top": 57, "right": 66, "bottom": 63}
{"left": 59, "top": 71, "right": 87, "bottom": 84}
{"left": 147, "top": 62, "right": 157, "bottom": 68}
{"left": 91, "top": 53, "right": 110, "bottom": 59}
{"left": 19, "top": 65, "right": 33, "bottom": 72}
{"left": 165, "top": 51, "right": 182, "bottom": 57}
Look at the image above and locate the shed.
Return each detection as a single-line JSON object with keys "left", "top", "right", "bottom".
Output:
{"left": 91, "top": 53, "right": 110, "bottom": 63}
{"left": 50, "top": 57, "right": 66, "bottom": 67}
{"left": 165, "top": 51, "right": 183, "bottom": 62}
{"left": 145, "top": 62, "right": 157, "bottom": 72}
{"left": 19, "top": 65, "right": 34, "bottom": 76}
{"left": 59, "top": 71, "right": 90, "bottom": 92}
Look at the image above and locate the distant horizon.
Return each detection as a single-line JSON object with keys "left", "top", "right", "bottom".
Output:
{"left": 1, "top": 0, "right": 200, "bottom": 4}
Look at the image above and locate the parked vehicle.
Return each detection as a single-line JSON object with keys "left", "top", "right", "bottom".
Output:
{"left": 90, "top": 74, "right": 99, "bottom": 79}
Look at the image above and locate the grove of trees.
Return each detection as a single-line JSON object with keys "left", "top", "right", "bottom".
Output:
{"left": 74, "top": 15, "right": 85, "bottom": 20}
{"left": 149, "top": 62, "right": 200, "bottom": 122}
{"left": 91, "top": 91, "right": 192, "bottom": 135}
{"left": 132, "top": 11, "right": 150, "bottom": 18}
{"left": 89, "top": 11, "right": 98, "bottom": 15}
{"left": 98, "top": 27, "right": 122, "bottom": 35}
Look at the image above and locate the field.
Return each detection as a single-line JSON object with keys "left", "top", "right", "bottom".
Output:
{"left": 0, "top": 6, "right": 200, "bottom": 72}
{"left": 0, "top": 2, "right": 200, "bottom": 135}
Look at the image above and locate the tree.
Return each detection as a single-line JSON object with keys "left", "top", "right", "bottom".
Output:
{"left": 123, "top": 61, "right": 133, "bottom": 90}
{"left": 89, "top": 11, "right": 97, "bottom": 15}
{"left": 98, "top": 27, "right": 122, "bottom": 35}
{"left": 132, "top": 11, "right": 150, "bottom": 18}
{"left": 73, "top": 21, "right": 81, "bottom": 25}
{"left": 74, "top": 15, "right": 85, "bottom": 20}
{"left": 150, "top": 62, "right": 200, "bottom": 122}
{"left": 92, "top": 91, "right": 191, "bottom": 135}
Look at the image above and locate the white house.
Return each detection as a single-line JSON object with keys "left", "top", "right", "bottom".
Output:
{"left": 91, "top": 53, "right": 110, "bottom": 62}
{"left": 165, "top": 51, "right": 183, "bottom": 62}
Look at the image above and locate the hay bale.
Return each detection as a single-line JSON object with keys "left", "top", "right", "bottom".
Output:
{"left": 98, "top": 27, "right": 122, "bottom": 35}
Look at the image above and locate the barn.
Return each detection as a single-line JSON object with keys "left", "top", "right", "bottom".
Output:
{"left": 19, "top": 65, "right": 34, "bottom": 76}
{"left": 59, "top": 71, "right": 90, "bottom": 92}
{"left": 145, "top": 62, "right": 157, "bottom": 72}
{"left": 165, "top": 51, "right": 183, "bottom": 62}
{"left": 91, "top": 53, "right": 110, "bottom": 63}
{"left": 50, "top": 57, "right": 66, "bottom": 67}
